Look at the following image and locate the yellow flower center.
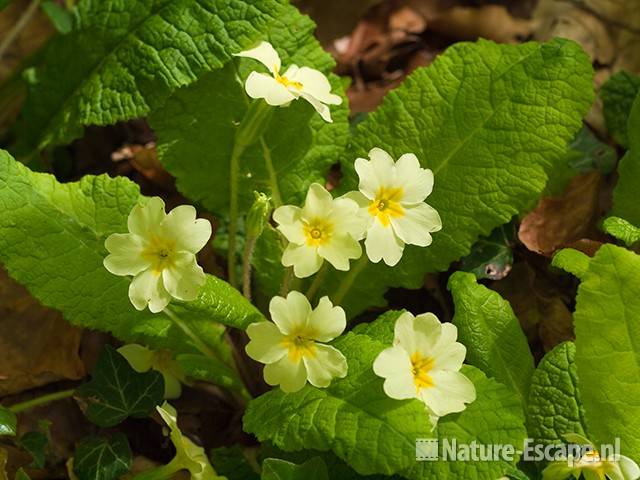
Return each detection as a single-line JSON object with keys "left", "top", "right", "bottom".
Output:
{"left": 410, "top": 352, "right": 434, "bottom": 391}
{"left": 142, "top": 235, "right": 177, "bottom": 275}
{"left": 303, "top": 218, "right": 333, "bottom": 246}
{"left": 282, "top": 333, "right": 317, "bottom": 362}
{"left": 275, "top": 67, "right": 303, "bottom": 90}
{"left": 367, "top": 186, "right": 404, "bottom": 227}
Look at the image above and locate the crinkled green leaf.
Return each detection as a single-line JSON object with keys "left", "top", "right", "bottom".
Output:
{"left": 262, "top": 457, "right": 329, "bottom": 480}
{"left": 0, "top": 407, "right": 16, "bottom": 437}
{"left": 0, "top": 150, "right": 263, "bottom": 382}
{"left": 322, "top": 38, "right": 594, "bottom": 317}
{"left": 73, "top": 433, "right": 132, "bottom": 480}
{"left": 526, "top": 342, "right": 587, "bottom": 446}
{"left": 569, "top": 244, "right": 640, "bottom": 459}
{"left": 14, "top": 0, "right": 289, "bottom": 151}
{"left": 602, "top": 216, "right": 640, "bottom": 247}
{"left": 551, "top": 248, "right": 590, "bottom": 279}
{"left": 611, "top": 92, "right": 640, "bottom": 226}
{"left": 448, "top": 272, "right": 534, "bottom": 406}
{"left": 151, "top": 3, "right": 349, "bottom": 216}
{"left": 176, "top": 354, "right": 243, "bottom": 392}
{"left": 601, "top": 70, "right": 640, "bottom": 148}
{"left": 244, "top": 313, "right": 526, "bottom": 478}
{"left": 78, "top": 346, "right": 163, "bottom": 427}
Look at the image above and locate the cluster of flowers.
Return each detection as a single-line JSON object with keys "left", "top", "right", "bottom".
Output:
{"left": 102, "top": 41, "right": 472, "bottom": 430}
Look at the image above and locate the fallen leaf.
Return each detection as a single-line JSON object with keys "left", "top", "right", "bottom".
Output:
{"left": 0, "top": 268, "right": 85, "bottom": 396}
{"left": 111, "top": 143, "right": 174, "bottom": 190}
{"left": 518, "top": 172, "right": 603, "bottom": 257}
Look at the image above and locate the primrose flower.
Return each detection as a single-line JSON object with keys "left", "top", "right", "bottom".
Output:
{"left": 118, "top": 344, "right": 186, "bottom": 399}
{"left": 234, "top": 41, "right": 342, "bottom": 122}
{"left": 156, "top": 402, "right": 220, "bottom": 480}
{"left": 349, "top": 147, "right": 442, "bottom": 266}
{"left": 373, "top": 311, "right": 475, "bottom": 418}
{"left": 273, "top": 183, "right": 366, "bottom": 278}
{"left": 542, "top": 434, "right": 640, "bottom": 480}
{"left": 103, "top": 197, "right": 212, "bottom": 313}
{"left": 245, "top": 291, "right": 348, "bottom": 393}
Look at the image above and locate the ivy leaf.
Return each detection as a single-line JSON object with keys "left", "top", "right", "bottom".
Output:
{"left": 244, "top": 313, "right": 526, "bottom": 478}
{"left": 0, "top": 150, "right": 263, "bottom": 385}
{"left": 77, "top": 346, "right": 163, "bottom": 427}
{"left": 459, "top": 224, "right": 514, "bottom": 280}
{"left": 14, "top": 0, "right": 288, "bottom": 151}
{"left": 0, "top": 407, "right": 16, "bottom": 436}
{"left": 556, "top": 244, "right": 640, "bottom": 459}
{"left": 323, "top": 38, "right": 594, "bottom": 317}
{"left": 262, "top": 457, "right": 329, "bottom": 480}
{"left": 73, "top": 434, "right": 132, "bottom": 480}
{"left": 14, "top": 468, "right": 30, "bottom": 480}
{"left": 210, "top": 446, "right": 260, "bottom": 480}
{"left": 602, "top": 216, "right": 640, "bottom": 247}
{"left": 526, "top": 341, "right": 587, "bottom": 446}
{"left": 20, "top": 430, "right": 48, "bottom": 469}
{"left": 611, "top": 92, "right": 640, "bottom": 226}
{"left": 601, "top": 70, "right": 640, "bottom": 147}
{"left": 151, "top": 3, "right": 349, "bottom": 217}
{"left": 448, "top": 272, "right": 534, "bottom": 407}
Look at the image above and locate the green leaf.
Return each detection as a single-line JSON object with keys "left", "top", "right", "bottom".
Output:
{"left": 459, "top": 224, "right": 514, "bottom": 280}
{"left": 611, "top": 92, "right": 640, "bottom": 226}
{"left": 176, "top": 354, "right": 244, "bottom": 392}
{"left": 601, "top": 70, "right": 640, "bottom": 147}
{"left": 14, "top": 468, "right": 30, "bottom": 480}
{"left": 448, "top": 272, "right": 534, "bottom": 406}
{"left": 551, "top": 248, "right": 590, "bottom": 279}
{"left": 40, "top": 1, "right": 73, "bottom": 34}
{"left": 0, "top": 407, "right": 16, "bottom": 437}
{"left": 602, "top": 216, "right": 640, "bottom": 247}
{"left": 324, "top": 38, "right": 594, "bottom": 317}
{"left": 0, "top": 150, "right": 263, "bottom": 381}
{"left": 526, "top": 342, "right": 587, "bottom": 446}
{"left": 244, "top": 313, "right": 526, "bottom": 478}
{"left": 0, "top": 0, "right": 12, "bottom": 11}
{"left": 20, "top": 430, "right": 48, "bottom": 469}
{"left": 14, "top": 0, "right": 287, "bottom": 151}
{"left": 151, "top": 3, "right": 349, "bottom": 216}
{"left": 77, "top": 346, "right": 164, "bottom": 427}
{"left": 569, "top": 244, "right": 640, "bottom": 459}
{"left": 262, "top": 457, "right": 329, "bottom": 480}
{"left": 73, "top": 434, "right": 132, "bottom": 480}
{"left": 210, "top": 446, "right": 260, "bottom": 480}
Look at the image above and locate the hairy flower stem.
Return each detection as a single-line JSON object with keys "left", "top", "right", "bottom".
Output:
{"left": 333, "top": 255, "right": 369, "bottom": 304}
{"left": 228, "top": 100, "right": 274, "bottom": 288}
{"left": 305, "top": 262, "right": 328, "bottom": 302}
{"left": 242, "top": 235, "right": 258, "bottom": 300}
{"left": 8, "top": 389, "right": 75, "bottom": 414}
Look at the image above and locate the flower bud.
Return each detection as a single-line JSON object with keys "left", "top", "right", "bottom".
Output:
{"left": 246, "top": 192, "right": 271, "bottom": 238}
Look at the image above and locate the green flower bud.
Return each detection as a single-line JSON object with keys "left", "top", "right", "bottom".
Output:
{"left": 246, "top": 192, "right": 271, "bottom": 238}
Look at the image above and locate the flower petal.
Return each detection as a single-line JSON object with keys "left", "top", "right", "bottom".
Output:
{"left": 129, "top": 269, "right": 172, "bottom": 313}
{"left": 373, "top": 346, "right": 416, "bottom": 400}
{"left": 245, "top": 321, "right": 288, "bottom": 363}
{"left": 273, "top": 205, "right": 305, "bottom": 244}
{"left": 269, "top": 291, "right": 312, "bottom": 335}
{"left": 103, "top": 233, "right": 149, "bottom": 276}
{"left": 364, "top": 219, "right": 404, "bottom": 266}
{"left": 263, "top": 356, "right": 308, "bottom": 393}
{"left": 234, "top": 41, "right": 281, "bottom": 74}
{"left": 430, "top": 323, "right": 466, "bottom": 371}
{"left": 128, "top": 196, "right": 166, "bottom": 237}
{"left": 419, "top": 370, "right": 476, "bottom": 417}
{"left": 162, "top": 252, "right": 206, "bottom": 301}
{"left": 293, "top": 66, "right": 342, "bottom": 105}
{"left": 245, "top": 71, "right": 296, "bottom": 106}
{"left": 303, "top": 344, "right": 347, "bottom": 388}
{"left": 354, "top": 148, "right": 395, "bottom": 199}
{"left": 395, "top": 153, "right": 434, "bottom": 203}
{"left": 307, "top": 296, "right": 346, "bottom": 342}
{"left": 317, "top": 234, "right": 362, "bottom": 271}
{"left": 161, "top": 205, "right": 211, "bottom": 253}
{"left": 390, "top": 203, "right": 442, "bottom": 247}
{"left": 617, "top": 455, "right": 640, "bottom": 480}
{"left": 302, "top": 183, "right": 334, "bottom": 219}
{"left": 411, "top": 312, "right": 443, "bottom": 357}
{"left": 281, "top": 243, "right": 323, "bottom": 278}
{"left": 331, "top": 196, "right": 367, "bottom": 240}
{"left": 117, "top": 344, "right": 154, "bottom": 372}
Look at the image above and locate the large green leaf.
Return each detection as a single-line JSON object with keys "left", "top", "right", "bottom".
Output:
{"left": 526, "top": 342, "right": 587, "bottom": 446}
{"left": 0, "top": 150, "right": 263, "bottom": 375}
{"left": 261, "top": 457, "right": 329, "bottom": 480}
{"left": 150, "top": 3, "right": 349, "bottom": 216}
{"left": 14, "top": 0, "right": 287, "bottom": 151}
{"left": 244, "top": 313, "right": 526, "bottom": 479}
{"left": 448, "top": 272, "right": 534, "bottom": 406}
{"left": 323, "top": 38, "right": 594, "bottom": 317}
{"left": 611, "top": 92, "right": 640, "bottom": 226}
{"left": 601, "top": 70, "right": 640, "bottom": 148}
{"left": 558, "top": 244, "right": 640, "bottom": 459}
{"left": 602, "top": 216, "right": 640, "bottom": 247}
